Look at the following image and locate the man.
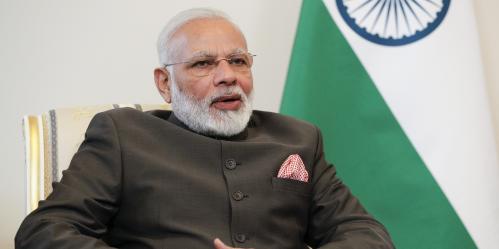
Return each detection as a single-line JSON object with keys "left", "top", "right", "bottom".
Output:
{"left": 16, "top": 8, "right": 394, "bottom": 249}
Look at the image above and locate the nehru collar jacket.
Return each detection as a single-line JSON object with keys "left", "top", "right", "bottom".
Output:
{"left": 16, "top": 108, "right": 394, "bottom": 249}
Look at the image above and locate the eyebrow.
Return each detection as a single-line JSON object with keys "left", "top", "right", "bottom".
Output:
{"left": 231, "top": 48, "right": 246, "bottom": 54}
{"left": 190, "top": 51, "right": 214, "bottom": 58}
{"left": 189, "top": 48, "right": 247, "bottom": 58}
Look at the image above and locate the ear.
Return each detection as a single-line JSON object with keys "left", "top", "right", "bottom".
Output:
{"left": 154, "top": 67, "right": 172, "bottom": 103}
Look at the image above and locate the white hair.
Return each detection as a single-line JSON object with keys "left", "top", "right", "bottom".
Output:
{"left": 157, "top": 8, "right": 238, "bottom": 66}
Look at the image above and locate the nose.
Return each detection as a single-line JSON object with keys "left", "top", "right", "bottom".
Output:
{"left": 212, "top": 59, "right": 237, "bottom": 86}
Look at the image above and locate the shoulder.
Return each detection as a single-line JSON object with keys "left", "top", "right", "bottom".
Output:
{"left": 97, "top": 107, "right": 171, "bottom": 121}
{"left": 91, "top": 108, "right": 173, "bottom": 128}
{"left": 250, "top": 110, "right": 320, "bottom": 142}
{"left": 88, "top": 108, "right": 174, "bottom": 133}
{"left": 251, "top": 110, "right": 318, "bottom": 130}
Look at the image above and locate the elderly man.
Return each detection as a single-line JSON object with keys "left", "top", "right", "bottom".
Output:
{"left": 16, "top": 8, "right": 394, "bottom": 249}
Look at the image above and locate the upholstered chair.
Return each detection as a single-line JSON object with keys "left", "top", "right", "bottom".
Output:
{"left": 22, "top": 104, "right": 171, "bottom": 214}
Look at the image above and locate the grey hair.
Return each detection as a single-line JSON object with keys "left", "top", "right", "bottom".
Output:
{"left": 157, "top": 8, "right": 237, "bottom": 66}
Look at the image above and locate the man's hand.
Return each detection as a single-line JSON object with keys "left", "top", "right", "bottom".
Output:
{"left": 213, "top": 238, "right": 255, "bottom": 249}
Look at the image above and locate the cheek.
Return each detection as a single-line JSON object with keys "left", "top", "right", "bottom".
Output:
{"left": 184, "top": 79, "right": 213, "bottom": 100}
{"left": 172, "top": 70, "right": 212, "bottom": 100}
{"left": 240, "top": 75, "right": 254, "bottom": 95}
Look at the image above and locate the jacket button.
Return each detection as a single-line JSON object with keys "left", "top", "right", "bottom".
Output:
{"left": 232, "top": 191, "right": 245, "bottom": 201}
{"left": 225, "top": 159, "right": 237, "bottom": 170}
{"left": 235, "top": 233, "right": 247, "bottom": 243}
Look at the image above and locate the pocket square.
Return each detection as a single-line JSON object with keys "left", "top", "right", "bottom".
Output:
{"left": 277, "top": 154, "right": 309, "bottom": 182}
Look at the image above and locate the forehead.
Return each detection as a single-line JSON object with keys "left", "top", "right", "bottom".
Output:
{"left": 170, "top": 18, "right": 248, "bottom": 59}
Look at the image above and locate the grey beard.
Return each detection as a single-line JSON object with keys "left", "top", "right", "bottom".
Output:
{"left": 170, "top": 81, "right": 253, "bottom": 137}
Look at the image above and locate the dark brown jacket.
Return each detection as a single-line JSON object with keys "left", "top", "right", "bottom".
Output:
{"left": 16, "top": 108, "right": 394, "bottom": 249}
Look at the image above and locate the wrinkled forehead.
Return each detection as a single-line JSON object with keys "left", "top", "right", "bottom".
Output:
{"left": 168, "top": 18, "right": 248, "bottom": 61}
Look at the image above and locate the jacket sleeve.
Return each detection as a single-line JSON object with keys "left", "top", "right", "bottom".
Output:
{"left": 305, "top": 127, "right": 395, "bottom": 249}
{"left": 15, "top": 112, "right": 122, "bottom": 249}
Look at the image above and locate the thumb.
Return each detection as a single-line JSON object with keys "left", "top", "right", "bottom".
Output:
{"left": 213, "top": 238, "right": 228, "bottom": 249}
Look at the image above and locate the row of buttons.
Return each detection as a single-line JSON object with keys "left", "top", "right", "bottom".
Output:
{"left": 225, "top": 158, "right": 247, "bottom": 243}
{"left": 225, "top": 160, "right": 247, "bottom": 200}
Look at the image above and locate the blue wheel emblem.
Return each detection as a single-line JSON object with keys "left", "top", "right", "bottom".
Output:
{"left": 336, "top": 0, "right": 451, "bottom": 46}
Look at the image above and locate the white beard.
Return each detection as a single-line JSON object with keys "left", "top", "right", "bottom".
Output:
{"left": 170, "top": 81, "right": 253, "bottom": 137}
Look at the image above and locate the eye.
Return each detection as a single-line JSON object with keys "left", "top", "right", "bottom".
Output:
{"left": 191, "top": 59, "right": 214, "bottom": 68}
{"left": 228, "top": 56, "right": 248, "bottom": 66}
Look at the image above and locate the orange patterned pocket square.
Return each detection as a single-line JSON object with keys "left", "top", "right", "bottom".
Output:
{"left": 277, "top": 154, "right": 309, "bottom": 182}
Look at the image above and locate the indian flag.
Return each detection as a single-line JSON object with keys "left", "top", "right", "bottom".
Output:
{"left": 280, "top": 0, "right": 499, "bottom": 248}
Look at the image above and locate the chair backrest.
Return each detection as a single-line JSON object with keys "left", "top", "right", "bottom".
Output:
{"left": 22, "top": 104, "right": 171, "bottom": 214}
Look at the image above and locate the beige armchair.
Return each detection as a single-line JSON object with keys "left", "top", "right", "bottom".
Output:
{"left": 22, "top": 104, "right": 171, "bottom": 214}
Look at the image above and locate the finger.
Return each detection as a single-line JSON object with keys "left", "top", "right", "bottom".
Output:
{"left": 213, "top": 238, "right": 228, "bottom": 249}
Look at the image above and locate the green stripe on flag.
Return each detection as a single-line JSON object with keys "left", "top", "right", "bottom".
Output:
{"left": 280, "top": 1, "right": 475, "bottom": 248}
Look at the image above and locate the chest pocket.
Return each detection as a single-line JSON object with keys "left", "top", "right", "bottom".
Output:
{"left": 271, "top": 176, "right": 313, "bottom": 214}
{"left": 266, "top": 177, "right": 312, "bottom": 244}
{"left": 272, "top": 177, "right": 312, "bottom": 196}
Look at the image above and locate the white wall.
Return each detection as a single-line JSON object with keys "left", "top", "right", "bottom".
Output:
{"left": 0, "top": 1, "right": 301, "bottom": 248}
